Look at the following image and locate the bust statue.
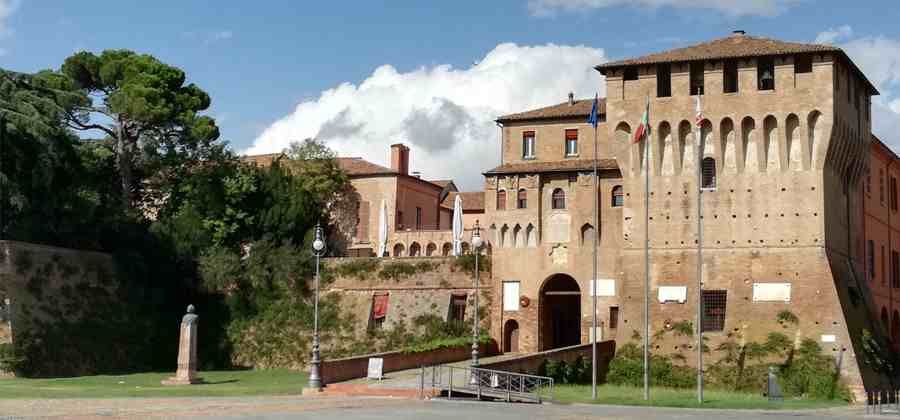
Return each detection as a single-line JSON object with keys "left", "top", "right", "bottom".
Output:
{"left": 162, "top": 304, "right": 202, "bottom": 385}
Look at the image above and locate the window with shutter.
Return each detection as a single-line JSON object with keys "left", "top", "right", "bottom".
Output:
{"left": 496, "top": 190, "right": 507, "bottom": 210}
{"left": 565, "top": 129, "right": 578, "bottom": 156}
{"left": 551, "top": 188, "right": 566, "bottom": 209}
{"left": 517, "top": 189, "right": 527, "bottom": 209}
{"left": 701, "top": 290, "right": 727, "bottom": 332}
{"left": 701, "top": 157, "right": 716, "bottom": 189}
{"left": 356, "top": 201, "right": 370, "bottom": 242}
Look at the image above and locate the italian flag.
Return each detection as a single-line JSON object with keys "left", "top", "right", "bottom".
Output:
{"left": 633, "top": 98, "right": 650, "bottom": 144}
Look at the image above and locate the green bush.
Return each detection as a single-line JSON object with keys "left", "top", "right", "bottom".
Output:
{"left": 606, "top": 343, "right": 696, "bottom": 389}
{"left": 0, "top": 342, "right": 26, "bottom": 374}
{"left": 539, "top": 356, "right": 591, "bottom": 384}
{"left": 332, "top": 258, "right": 381, "bottom": 280}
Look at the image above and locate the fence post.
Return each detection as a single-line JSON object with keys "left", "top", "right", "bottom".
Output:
{"left": 507, "top": 373, "right": 511, "bottom": 402}
{"left": 419, "top": 365, "right": 425, "bottom": 399}
{"left": 448, "top": 367, "right": 453, "bottom": 400}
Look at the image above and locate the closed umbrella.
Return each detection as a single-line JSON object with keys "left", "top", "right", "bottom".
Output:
{"left": 452, "top": 195, "right": 463, "bottom": 256}
{"left": 377, "top": 200, "right": 388, "bottom": 257}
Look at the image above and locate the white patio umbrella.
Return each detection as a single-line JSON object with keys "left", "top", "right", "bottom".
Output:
{"left": 377, "top": 199, "right": 388, "bottom": 257}
{"left": 452, "top": 194, "right": 463, "bottom": 256}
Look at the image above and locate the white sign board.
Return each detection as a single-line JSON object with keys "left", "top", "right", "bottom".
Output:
{"left": 658, "top": 286, "right": 687, "bottom": 303}
{"left": 821, "top": 334, "right": 837, "bottom": 343}
{"left": 367, "top": 357, "right": 384, "bottom": 380}
{"left": 752, "top": 283, "right": 791, "bottom": 302}
{"left": 503, "top": 281, "right": 520, "bottom": 311}
{"left": 590, "top": 279, "right": 616, "bottom": 297}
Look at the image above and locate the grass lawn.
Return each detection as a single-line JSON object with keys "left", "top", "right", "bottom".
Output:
{"left": 549, "top": 384, "right": 850, "bottom": 410}
{"left": 0, "top": 369, "right": 309, "bottom": 399}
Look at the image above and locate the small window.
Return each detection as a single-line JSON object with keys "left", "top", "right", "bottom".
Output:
{"left": 517, "top": 189, "right": 527, "bottom": 209}
{"left": 565, "top": 129, "right": 578, "bottom": 156}
{"left": 794, "top": 55, "right": 812, "bottom": 74}
{"left": 551, "top": 188, "right": 566, "bottom": 210}
{"left": 701, "top": 157, "right": 716, "bottom": 189}
{"left": 396, "top": 210, "right": 404, "bottom": 230}
{"left": 657, "top": 64, "right": 671, "bottom": 98}
{"left": 690, "top": 62, "right": 704, "bottom": 95}
{"left": 868, "top": 240, "right": 876, "bottom": 280}
{"left": 723, "top": 60, "right": 738, "bottom": 93}
{"left": 757, "top": 57, "right": 775, "bottom": 91}
{"left": 624, "top": 67, "right": 638, "bottom": 81}
{"left": 448, "top": 294, "right": 467, "bottom": 325}
{"left": 503, "top": 281, "right": 520, "bottom": 311}
{"left": 883, "top": 245, "right": 887, "bottom": 286}
{"left": 415, "top": 207, "right": 422, "bottom": 230}
{"left": 609, "top": 306, "right": 619, "bottom": 329}
{"left": 522, "top": 131, "right": 536, "bottom": 159}
{"left": 880, "top": 168, "right": 886, "bottom": 205}
{"left": 496, "top": 190, "right": 507, "bottom": 211}
{"left": 611, "top": 185, "right": 624, "bottom": 207}
{"left": 701, "top": 290, "right": 727, "bottom": 332}
{"left": 891, "top": 176, "right": 898, "bottom": 211}
{"left": 892, "top": 251, "right": 900, "bottom": 288}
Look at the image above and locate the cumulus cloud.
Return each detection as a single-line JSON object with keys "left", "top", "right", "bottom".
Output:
{"left": 0, "top": 0, "right": 19, "bottom": 55}
{"left": 247, "top": 43, "right": 607, "bottom": 190}
{"left": 528, "top": 0, "right": 802, "bottom": 17}
{"left": 820, "top": 26, "right": 900, "bottom": 149}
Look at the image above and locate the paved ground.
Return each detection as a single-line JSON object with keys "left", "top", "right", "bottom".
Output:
{"left": 0, "top": 396, "right": 876, "bottom": 420}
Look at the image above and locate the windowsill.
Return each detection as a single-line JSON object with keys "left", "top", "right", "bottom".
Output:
{"left": 522, "top": 156, "right": 536, "bottom": 160}
{"left": 757, "top": 89, "right": 776, "bottom": 94}
{"left": 565, "top": 154, "right": 580, "bottom": 158}
{"left": 723, "top": 92, "right": 739, "bottom": 96}
{"left": 655, "top": 96, "right": 672, "bottom": 101}
{"left": 700, "top": 188, "right": 716, "bottom": 192}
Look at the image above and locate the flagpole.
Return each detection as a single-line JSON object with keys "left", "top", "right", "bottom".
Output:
{"left": 642, "top": 94, "right": 651, "bottom": 402}
{"left": 695, "top": 94, "right": 704, "bottom": 404}
{"left": 591, "top": 99, "right": 599, "bottom": 401}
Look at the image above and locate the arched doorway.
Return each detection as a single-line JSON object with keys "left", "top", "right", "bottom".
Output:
{"left": 540, "top": 274, "right": 581, "bottom": 350}
{"left": 503, "top": 319, "right": 520, "bottom": 353}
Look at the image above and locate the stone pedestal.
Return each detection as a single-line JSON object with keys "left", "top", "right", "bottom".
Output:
{"left": 162, "top": 305, "right": 202, "bottom": 385}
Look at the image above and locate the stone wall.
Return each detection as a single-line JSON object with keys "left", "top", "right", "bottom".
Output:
{"left": 321, "top": 342, "right": 498, "bottom": 384}
{"left": 480, "top": 340, "right": 616, "bottom": 380}
{"left": 0, "top": 240, "right": 164, "bottom": 377}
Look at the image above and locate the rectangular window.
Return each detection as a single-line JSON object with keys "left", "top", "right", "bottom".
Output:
{"left": 496, "top": 190, "right": 507, "bottom": 211}
{"left": 723, "top": 60, "right": 738, "bottom": 93}
{"left": 624, "top": 67, "right": 638, "bottom": 81}
{"left": 609, "top": 306, "right": 619, "bottom": 330}
{"left": 657, "top": 64, "right": 671, "bottom": 97}
{"left": 503, "top": 281, "right": 520, "bottom": 311}
{"left": 370, "top": 292, "right": 389, "bottom": 330}
{"left": 701, "top": 290, "right": 727, "bottom": 332}
{"left": 517, "top": 189, "right": 527, "bottom": 209}
{"left": 880, "top": 168, "right": 886, "bottom": 205}
{"left": 448, "top": 294, "right": 467, "bottom": 324}
{"left": 565, "top": 129, "right": 578, "bottom": 156}
{"left": 355, "top": 201, "right": 370, "bottom": 241}
{"left": 757, "top": 57, "right": 775, "bottom": 91}
{"left": 891, "top": 176, "right": 898, "bottom": 211}
{"left": 892, "top": 251, "right": 899, "bottom": 288}
{"left": 522, "top": 131, "right": 535, "bottom": 159}
{"left": 882, "top": 245, "right": 887, "bottom": 286}
{"left": 396, "top": 210, "right": 403, "bottom": 230}
{"left": 794, "top": 54, "right": 812, "bottom": 74}
{"left": 690, "top": 62, "right": 704, "bottom": 95}
{"left": 415, "top": 207, "right": 422, "bottom": 230}
{"left": 868, "top": 240, "right": 876, "bottom": 281}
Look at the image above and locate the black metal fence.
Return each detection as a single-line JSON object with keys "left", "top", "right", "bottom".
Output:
{"left": 867, "top": 389, "right": 900, "bottom": 415}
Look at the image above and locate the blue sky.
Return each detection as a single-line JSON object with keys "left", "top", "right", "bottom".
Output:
{"left": 3, "top": 1, "right": 900, "bottom": 189}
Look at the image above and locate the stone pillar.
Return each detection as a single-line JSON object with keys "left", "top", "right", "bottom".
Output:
{"left": 162, "top": 305, "right": 202, "bottom": 385}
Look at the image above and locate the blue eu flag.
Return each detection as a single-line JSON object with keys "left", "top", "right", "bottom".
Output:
{"left": 587, "top": 94, "right": 599, "bottom": 128}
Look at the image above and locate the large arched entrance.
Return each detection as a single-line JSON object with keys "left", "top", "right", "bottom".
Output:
{"left": 503, "top": 319, "right": 519, "bottom": 353}
{"left": 540, "top": 274, "right": 582, "bottom": 350}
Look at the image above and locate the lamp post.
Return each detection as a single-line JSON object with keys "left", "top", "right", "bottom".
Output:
{"left": 470, "top": 220, "right": 484, "bottom": 369}
{"left": 308, "top": 222, "right": 326, "bottom": 391}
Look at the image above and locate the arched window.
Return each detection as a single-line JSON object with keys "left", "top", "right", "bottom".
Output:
{"left": 551, "top": 188, "right": 566, "bottom": 209}
{"left": 496, "top": 190, "right": 507, "bottom": 211}
{"left": 611, "top": 185, "right": 624, "bottom": 207}
{"left": 441, "top": 243, "right": 452, "bottom": 256}
{"left": 393, "top": 243, "right": 405, "bottom": 257}
{"left": 409, "top": 242, "right": 421, "bottom": 257}
{"left": 702, "top": 157, "right": 717, "bottom": 189}
{"left": 517, "top": 189, "right": 527, "bottom": 209}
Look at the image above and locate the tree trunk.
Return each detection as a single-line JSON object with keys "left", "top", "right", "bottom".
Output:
{"left": 116, "top": 122, "right": 133, "bottom": 210}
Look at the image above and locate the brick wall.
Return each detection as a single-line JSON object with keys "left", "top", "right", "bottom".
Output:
{"left": 480, "top": 340, "right": 616, "bottom": 380}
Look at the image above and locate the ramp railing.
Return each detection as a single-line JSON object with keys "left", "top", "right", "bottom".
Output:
{"left": 421, "top": 364, "right": 553, "bottom": 403}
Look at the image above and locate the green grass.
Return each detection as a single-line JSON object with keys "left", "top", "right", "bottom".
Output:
{"left": 0, "top": 369, "right": 309, "bottom": 399}
{"left": 548, "top": 384, "right": 850, "bottom": 410}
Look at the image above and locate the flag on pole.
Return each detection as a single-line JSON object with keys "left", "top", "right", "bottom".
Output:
{"left": 633, "top": 98, "right": 650, "bottom": 143}
{"left": 588, "top": 94, "right": 600, "bottom": 128}
{"left": 695, "top": 95, "right": 704, "bottom": 128}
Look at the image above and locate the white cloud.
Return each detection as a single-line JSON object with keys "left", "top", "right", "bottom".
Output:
{"left": 247, "top": 43, "right": 607, "bottom": 190}
{"left": 528, "top": 0, "right": 802, "bottom": 17}
{"left": 0, "top": 0, "right": 17, "bottom": 34}
{"left": 821, "top": 26, "right": 900, "bottom": 149}
{"left": 814, "top": 25, "right": 853, "bottom": 45}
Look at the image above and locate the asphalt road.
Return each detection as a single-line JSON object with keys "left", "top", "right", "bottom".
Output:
{"left": 0, "top": 396, "right": 874, "bottom": 419}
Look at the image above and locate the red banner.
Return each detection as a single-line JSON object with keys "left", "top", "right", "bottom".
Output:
{"left": 372, "top": 293, "right": 389, "bottom": 319}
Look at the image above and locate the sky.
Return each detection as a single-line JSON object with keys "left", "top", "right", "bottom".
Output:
{"left": 3, "top": 0, "right": 900, "bottom": 190}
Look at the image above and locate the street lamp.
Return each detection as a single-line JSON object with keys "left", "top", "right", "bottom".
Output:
{"left": 308, "top": 222, "right": 326, "bottom": 391}
{"left": 470, "top": 220, "right": 484, "bottom": 370}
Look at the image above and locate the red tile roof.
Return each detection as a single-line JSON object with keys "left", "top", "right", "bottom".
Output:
{"left": 484, "top": 158, "right": 619, "bottom": 175}
{"left": 442, "top": 191, "right": 485, "bottom": 212}
{"left": 596, "top": 33, "right": 878, "bottom": 95}
{"left": 497, "top": 98, "right": 605, "bottom": 123}
{"left": 335, "top": 157, "right": 397, "bottom": 176}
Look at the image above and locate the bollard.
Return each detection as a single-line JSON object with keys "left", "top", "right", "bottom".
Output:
{"left": 419, "top": 365, "right": 425, "bottom": 399}
{"left": 448, "top": 367, "right": 453, "bottom": 400}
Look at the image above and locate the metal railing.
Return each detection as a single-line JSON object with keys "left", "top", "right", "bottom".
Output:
{"left": 420, "top": 365, "right": 553, "bottom": 403}
{"left": 867, "top": 389, "right": 900, "bottom": 415}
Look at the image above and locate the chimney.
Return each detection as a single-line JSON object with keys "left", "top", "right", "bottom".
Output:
{"left": 568, "top": 92, "right": 575, "bottom": 105}
{"left": 732, "top": 30, "right": 746, "bottom": 36}
{"left": 390, "top": 143, "right": 410, "bottom": 175}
